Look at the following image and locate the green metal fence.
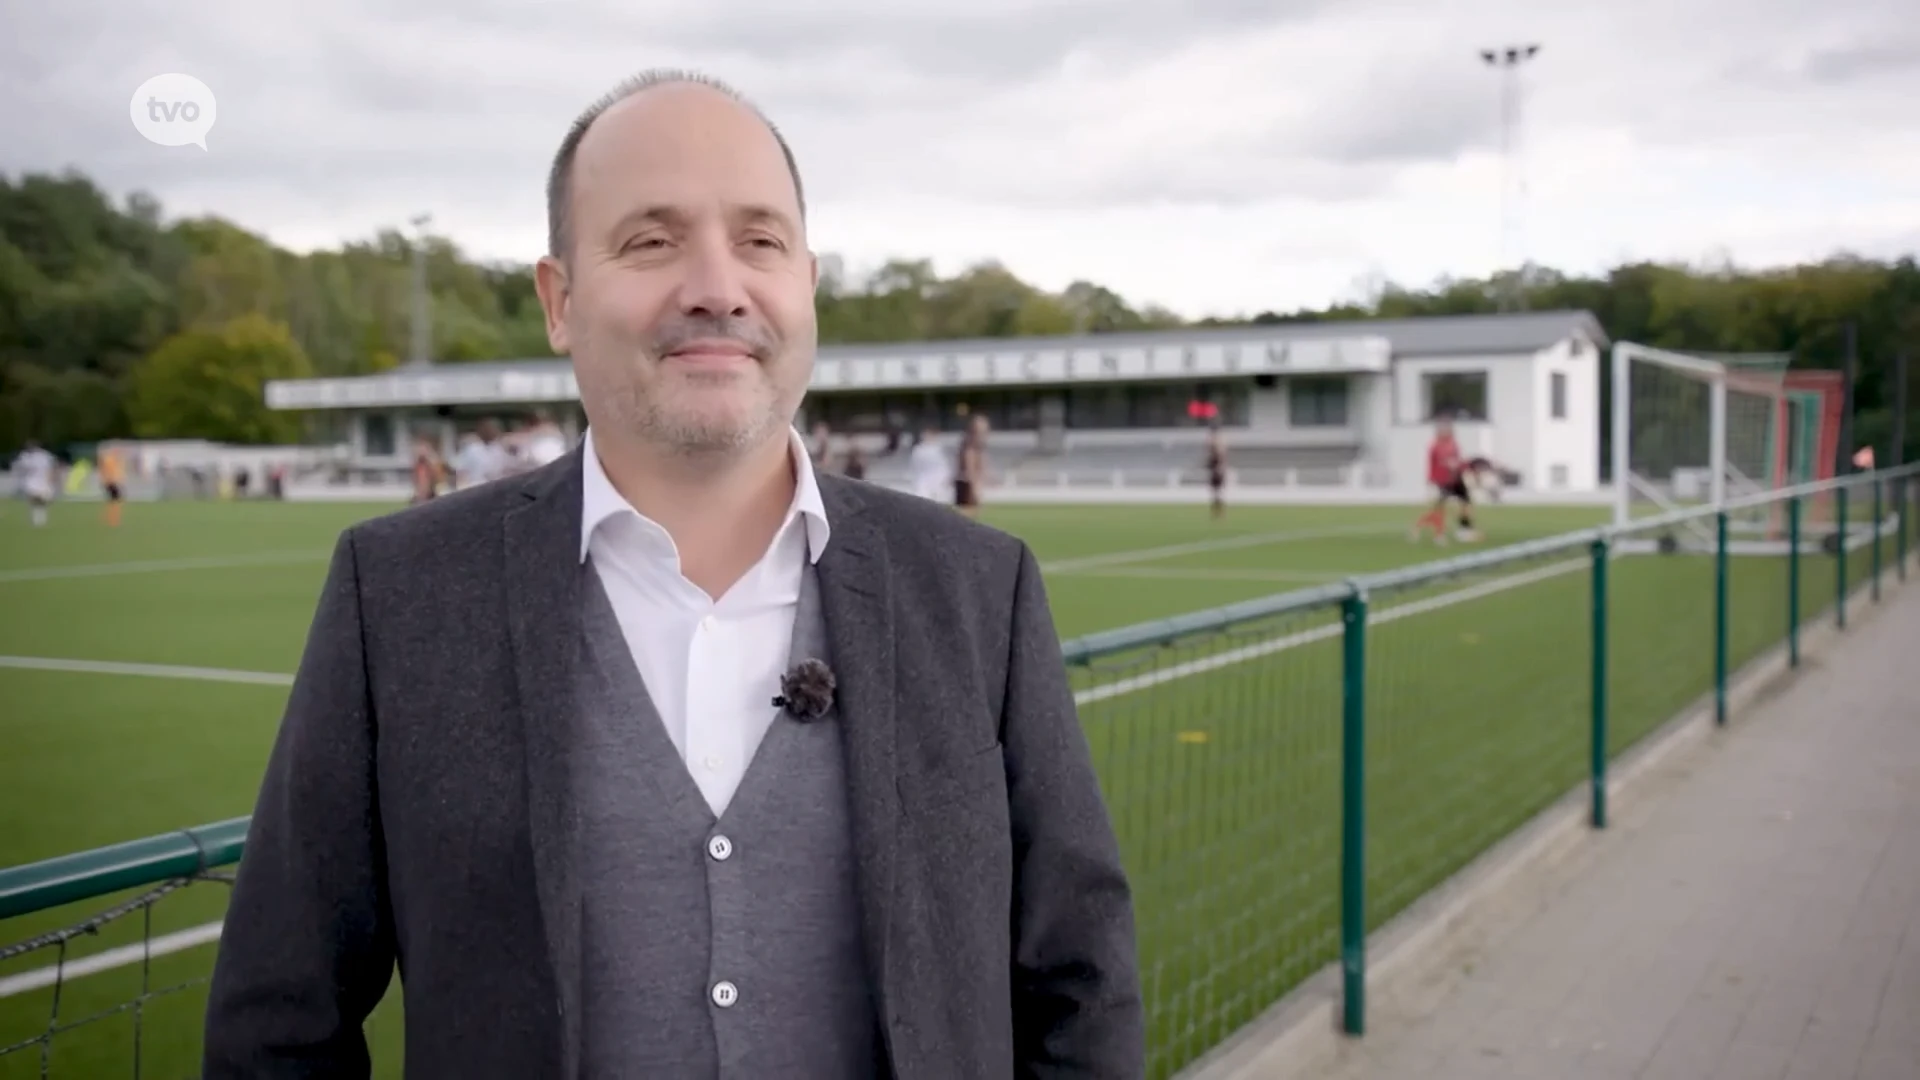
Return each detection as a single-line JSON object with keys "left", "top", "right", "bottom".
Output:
{"left": 3, "top": 464, "right": 1916, "bottom": 1080}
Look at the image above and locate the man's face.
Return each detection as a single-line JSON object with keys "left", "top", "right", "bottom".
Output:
{"left": 538, "top": 84, "right": 818, "bottom": 462}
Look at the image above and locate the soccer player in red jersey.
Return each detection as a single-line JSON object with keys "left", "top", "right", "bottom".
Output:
{"left": 1411, "top": 416, "right": 1478, "bottom": 544}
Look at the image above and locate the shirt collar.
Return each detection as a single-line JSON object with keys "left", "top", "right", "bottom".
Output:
{"left": 579, "top": 426, "right": 831, "bottom": 566}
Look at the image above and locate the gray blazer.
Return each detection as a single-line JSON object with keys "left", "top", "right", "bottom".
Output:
{"left": 202, "top": 448, "right": 1145, "bottom": 1079}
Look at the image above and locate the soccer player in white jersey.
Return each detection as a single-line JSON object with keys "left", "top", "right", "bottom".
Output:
{"left": 908, "top": 425, "right": 952, "bottom": 502}
{"left": 453, "top": 420, "right": 510, "bottom": 489}
{"left": 13, "top": 441, "right": 58, "bottom": 527}
{"left": 521, "top": 410, "right": 569, "bottom": 468}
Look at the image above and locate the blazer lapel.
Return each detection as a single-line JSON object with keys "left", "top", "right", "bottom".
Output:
{"left": 813, "top": 476, "right": 901, "bottom": 1035}
{"left": 502, "top": 449, "right": 586, "bottom": 1080}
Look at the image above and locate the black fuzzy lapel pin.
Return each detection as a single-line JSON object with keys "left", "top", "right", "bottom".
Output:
{"left": 772, "top": 658, "right": 836, "bottom": 722}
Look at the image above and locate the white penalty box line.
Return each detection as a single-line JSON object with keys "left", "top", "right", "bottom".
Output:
{"left": 0, "top": 550, "right": 330, "bottom": 585}
{"left": 1042, "top": 523, "right": 1406, "bottom": 576}
{"left": 0, "top": 526, "right": 1382, "bottom": 587}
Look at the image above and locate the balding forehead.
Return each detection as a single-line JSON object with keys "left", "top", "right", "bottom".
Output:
{"left": 546, "top": 70, "right": 807, "bottom": 259}
{"left": 579, "top": 81, "right": 781, "bottom": 167}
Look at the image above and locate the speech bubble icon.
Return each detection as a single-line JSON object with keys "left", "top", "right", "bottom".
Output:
{"left": 130, "top": 73, "right": 217, "bottom": 151}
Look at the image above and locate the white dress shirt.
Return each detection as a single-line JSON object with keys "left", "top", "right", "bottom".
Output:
{"left": 580, "top": 427, "right": 832, "bottom": 817}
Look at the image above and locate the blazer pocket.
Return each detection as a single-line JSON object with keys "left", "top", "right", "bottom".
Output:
{"left": 898, "top": 743, "right": 1006, "bottom": 818}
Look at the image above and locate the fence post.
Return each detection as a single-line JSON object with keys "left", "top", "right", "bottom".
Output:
{"left": 1837, "top": 484, "right": 1850, "bottom": 630}
{"left": 1590, "top": 533, "right": 1610, "bottom": 829}
{"left": 1788, "top": 497, "right": 1802, "bottom": 669}
{"left": 1339, "top": 585, "right": 1369, "bottom": 1037}
{"left": 1871, "top": 475, "right": 1882, "bottom": 602}
{"left": 1898, "top": 476, "right": 1909, "bottom": 580}
{"left": 1714, "top": 510, "right": 1730, "bottom": 727}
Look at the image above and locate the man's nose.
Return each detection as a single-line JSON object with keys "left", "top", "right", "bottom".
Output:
{"left": 675, "top": 236, "right": 751, "bottom": 318}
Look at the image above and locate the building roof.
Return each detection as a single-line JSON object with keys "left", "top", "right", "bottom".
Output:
{"left": 264, "top": 308, "right": 1608, "bottom": 410}
{"left": 806, "top": 308, "right": 1609, "bottom": 362}
{"left": 383, "top": 309, "right": 1608, "bottom": 373}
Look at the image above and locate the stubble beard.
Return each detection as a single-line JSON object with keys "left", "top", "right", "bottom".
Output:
{"left": 644, "top": 366, "right": 786, "bottom": 460}
{"left": 581, "top": 353, "right": 798, "bottom": 468}
{"left": 575, "top": 311, "right": 811, "bottom": 468}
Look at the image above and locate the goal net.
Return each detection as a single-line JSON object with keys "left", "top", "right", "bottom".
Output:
{"left": 1612, "top": 343, "right": 1791, "bottom": 552}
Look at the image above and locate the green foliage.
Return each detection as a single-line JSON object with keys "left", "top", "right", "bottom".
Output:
{"left": 0, "top": 168, "right": 1916, "bottom": 460}
{"left": 125, "top": 314, "right": 314, "bottom": 445}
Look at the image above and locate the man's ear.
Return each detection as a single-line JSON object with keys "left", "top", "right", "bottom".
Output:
{"left": 534, "top": 253, "right": 571, "bottom": 354}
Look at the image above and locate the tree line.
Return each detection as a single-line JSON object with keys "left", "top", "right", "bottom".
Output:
{"left": 2, "top": 168, "right": 1915, "bottom": 460}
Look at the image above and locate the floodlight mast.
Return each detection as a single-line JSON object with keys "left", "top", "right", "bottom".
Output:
{"left": 1480, "top": 44, "right": 1541, "bottom": 313}
{"left": 409, "top": 213, "right": 433, "bottom": 368}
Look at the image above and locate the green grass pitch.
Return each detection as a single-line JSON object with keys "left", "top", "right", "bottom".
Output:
{"left": 1, "top": 491, "right": 1894, "bottom": 1079}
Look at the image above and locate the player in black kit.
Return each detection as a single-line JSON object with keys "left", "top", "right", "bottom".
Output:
{"left": 1205, "top": 425, "right": 1227, "bottom": 519}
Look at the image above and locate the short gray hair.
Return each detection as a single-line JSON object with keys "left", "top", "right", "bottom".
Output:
{"left": 544, "top": 69, "right": 807, "bottom": 260}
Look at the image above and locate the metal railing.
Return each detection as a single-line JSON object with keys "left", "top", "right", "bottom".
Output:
{"left": 2, "top": 464, "right": 1915, "bottom": 1080}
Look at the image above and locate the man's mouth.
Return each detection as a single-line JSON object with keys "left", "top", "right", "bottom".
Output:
{"left": 665, "top": 339, "right": 757, "bottom": 366}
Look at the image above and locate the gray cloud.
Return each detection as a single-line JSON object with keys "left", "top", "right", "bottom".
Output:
{"left": 401, "top": 0, "right": 1335, "bottom": 89}
{"left": 1799, "top": 37, "right": 1920, "bottom": 84}
{"left": 841, "top": 40, "right": 1508, "bottom": 211}
{"left": 1288, "top": 59, "right": 1503, "bottom": 167}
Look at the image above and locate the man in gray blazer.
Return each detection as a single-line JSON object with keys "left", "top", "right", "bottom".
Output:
{"left": 202, "top": 69, "right": 1144, "bottom": 1079}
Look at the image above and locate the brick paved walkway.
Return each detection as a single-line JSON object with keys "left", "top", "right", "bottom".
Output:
{"left": 1300, "top": 582, "right": 1920, "bottom": 1080}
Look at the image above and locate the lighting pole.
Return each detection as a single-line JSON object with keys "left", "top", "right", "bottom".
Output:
{"left": 1480, "top": 43, "right": 1541, "bottom": 313}
{"left": 409, "top": 213, "right": 433, "bottom": 368}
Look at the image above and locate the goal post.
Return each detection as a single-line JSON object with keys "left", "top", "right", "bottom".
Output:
{"left": 1611, "top": 342, "right": 1793, "bottom": 549}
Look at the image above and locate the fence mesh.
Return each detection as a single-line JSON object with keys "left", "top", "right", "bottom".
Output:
{"left": 1069, "top": 601, "right": 1343, "bottom": 1080}
{"left": 0, "top": 876, "right": 399, "bottom": 1078}
{"left": 0, "top": 876, "right": 233, "bottom": 1079}
{"left": 1363, "top": 543, "right": 1592, "bottom": 931}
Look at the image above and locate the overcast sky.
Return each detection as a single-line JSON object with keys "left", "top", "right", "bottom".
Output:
{"left": 4, "top": 0, "right": 1918, "bottom": 321}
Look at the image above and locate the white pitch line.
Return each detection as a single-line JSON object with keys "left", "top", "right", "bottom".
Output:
{"left": 0, "top": 551, "right": 1586, "bottom": 998}
{"left": 0, "top": 923, "right": 224, "bottom": 998}
{"left": 1041, "top": 523, "right": 1404, "bottom": 574}
{"left": 0, "top": 550, "right": 330, "bottom": 584}
{"left": 1071, "top": 555, "right": 1590, "bottom": 707}
{"left": 1049, "top": 566, "right": 1351, "bottom": 585}
{"left": 0, "top": 656, "right": 293, "bottom": 687}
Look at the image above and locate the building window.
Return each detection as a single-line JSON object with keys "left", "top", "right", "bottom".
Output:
{"left": 1550, "top": 371, "right": 1568, "bottom": 420}
{"left": 1550, "top": 463, "right": 1569, "bottom": 488}
{"left": 1063, "top": 382, "right": 1249, "bottom": 429}
{"left": 1066, "top": 386, "right": 1131, "bottom": 429}
{"left": 1289, "top": 375, "right": 1349, "bottom": 428}
{"left": 1424, "top": 371, "right": 1488, "bottom": 421}
{"left": 363, "top": 414, "right": 396, "bottom": 457}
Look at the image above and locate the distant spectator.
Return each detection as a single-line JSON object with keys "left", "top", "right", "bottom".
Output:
{"left": 956, "top": 413, "right": 989, "bottom": 518}
{"left": 411, "top": 437, "right": 443, "bottom": 504}
{"left": 809, "top": 420, "right": 832, "bottom": 470}
{"left": 909, "top": 426, "right": 951, "bottom": 502}
{"left": 523, "top": 410, "right": 569, "bottom": 468}
{"left": 455, "top": 420, "right": 510, "bottom": 488}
